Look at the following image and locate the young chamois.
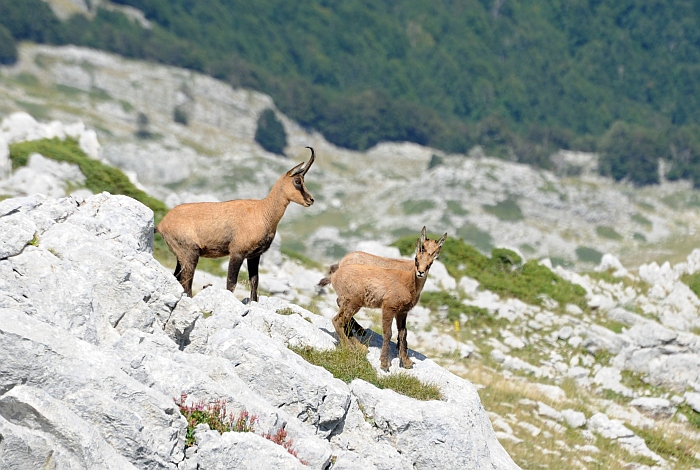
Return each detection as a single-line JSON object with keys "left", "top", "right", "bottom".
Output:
{"left": 318, "top": 227, "right": 445, "bottom": 336}
{"left": 156, "top": 147, "right": 316, "bottom": 300}
{"left": 321, "top": 227, "right": 447, "bottom": 371}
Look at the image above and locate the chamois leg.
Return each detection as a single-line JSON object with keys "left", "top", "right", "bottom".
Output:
{"left": 396, "top": 313, "right": 413, "bottom": 369}
{"left": 335, "top": 297, "right": 366, "bottom": 338}
{"left": 379, "top": 307, "right": 395, "bottom": 371}
{"left": 227, "top": 254, "right": 244, "bottom": 295}
{"left": 332, "top": 300, "right": 360, "bottom": 349}
{"left": 247, "top": 256, "right": 260, "bottom": 302}
{"left": 178, "top": 253, "right": 199, "bottom": 297}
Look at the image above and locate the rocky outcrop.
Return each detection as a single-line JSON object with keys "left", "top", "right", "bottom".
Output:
{"left": 0, "top": 193, "right": 519, "bottom": 469}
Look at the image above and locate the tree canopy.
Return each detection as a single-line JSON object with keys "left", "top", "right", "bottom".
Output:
{"left": 3, "top": 0, "right": 700, "bottom": 186}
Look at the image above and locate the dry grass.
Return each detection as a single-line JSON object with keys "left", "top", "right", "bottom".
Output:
{"left": 433, "top": 357, "right": 700, "bottom": 469}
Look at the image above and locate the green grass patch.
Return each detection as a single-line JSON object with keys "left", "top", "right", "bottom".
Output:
{"left": 394, "top": 237, "right": 588, "bottom": 310}
{"left": 292, "top": 346, "right": 442, "bottom": 401}
{"left": 401, "top": 199, "right": 436, "bottom": 215}
{"left": 482, "top": 197, "right": 524, "bottom": 221}
{"left": 630, "top": 423, "right": 700, "bottom": 468}
{"left": 575, "top": 246, "right": 603, "bottom": 264}
{"left": 631, "top": 213, "right": 652, "bottom": 228}
{"left": 679, "top": 404, "right": 700, "bottom": 431}
{"left": 455, "top": 224, "right": 493, "bottom": 253}
{"left": 9, "top": 137, "right": 168, "bottom": 221}
{"left": 596, "top": 225, "right": 623, "bottom": 240}
{"left": 15, "top": 100, "right": 49, "bottom": 120}
{"left": 276, "top": 307, "right": 296, "bottom": 316}
{"left": 446, "top": 200, "right": 468, "bottom": 215}
{"left": 600, "top": 319, "right": 626, "bottom": 334}
{"left": 681, "top": 272, "right": 700, "bottom": 298}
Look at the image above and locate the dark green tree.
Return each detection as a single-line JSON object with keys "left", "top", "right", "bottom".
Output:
{"left": 0, "top": 25, "right": 17, "bottom": 65}
{"left": 255, "top": 108, "right": 287, "bottom": 156}
{"left": 598, "top": 122, "right": 667, "bottom": 186}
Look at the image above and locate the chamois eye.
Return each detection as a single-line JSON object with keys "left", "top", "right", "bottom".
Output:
{"left": 294, "top": 178, "right": 302, "bottom": 185}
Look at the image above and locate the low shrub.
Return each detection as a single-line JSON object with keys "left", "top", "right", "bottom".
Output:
{"left": 9, "top": 137, "right": 168, "bottom": 221}
{"left": 174, "top": 393, "right": 305, "bottom": 463}
{"left": 393, "top": 236, "right": 587, "bottom": 310}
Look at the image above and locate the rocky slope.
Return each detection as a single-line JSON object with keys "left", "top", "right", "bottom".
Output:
{"left": 0, "top": 191, "right": 518, "bottom": 470}
{"left": 2, "top": 44, "right": 700, "bottom": 267}
{"left": 4, "top": 47, "right": 700, "bottom": 469}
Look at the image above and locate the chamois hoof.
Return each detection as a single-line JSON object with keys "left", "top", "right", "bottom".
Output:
{"left": 380, "top": 360, "right": 390, "bottom": 372}
{"left": 401, "top": 358, "right": 414, "bottom": 369}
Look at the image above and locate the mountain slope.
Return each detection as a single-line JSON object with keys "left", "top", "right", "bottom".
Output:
{"left": 3, "top": 0, "right": 700, "bottom": 185}
{"left": 2, "top": 43, "right": 700, "bottom": 267}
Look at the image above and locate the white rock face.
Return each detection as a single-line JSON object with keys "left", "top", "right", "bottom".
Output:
{"left": 0, "top": 193, "right": 519, "bottom": 470}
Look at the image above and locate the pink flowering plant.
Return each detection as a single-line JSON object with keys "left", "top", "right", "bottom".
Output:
{"left": 174, "top": 393, "right": 306, "bottom": 464}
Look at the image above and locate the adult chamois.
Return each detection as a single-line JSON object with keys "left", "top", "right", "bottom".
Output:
{"left": 156, "top": 147, "right": 317, "bottom": 300}
{"left": 321, "top": 227, "right": 447, "bottom": 371}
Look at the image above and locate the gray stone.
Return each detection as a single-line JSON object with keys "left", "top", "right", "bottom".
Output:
{"left": 685, "top": 392, "right": 700, "bottom": 413}
{"left": 351, "top": 380, "right": 520, "bottom": 470}
{"left": 625, "top": 322, "right": 678, "bottom": 348}
{"left": 0, "top": 308, "right": 186, "bottom": 469}
{"left": 0, "top": 385, "right": 136, "bottom": 470}
{"left": 192, "top": 427, "right": 307, "bottom": 470}
{"left": 629, "top": 397, "right": 676, "bottom": 417}
{"left": 561, "top": 409, "right": 586, "bottom": 428}
{"left": 206, "top": 324, "right": 351, "bottom": 438}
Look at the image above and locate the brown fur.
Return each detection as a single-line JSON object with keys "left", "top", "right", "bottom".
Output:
{"left": 328, "top": 227, "right": 447, "bottom": 371}
{"left": 157, "top": 147, "right": 317, "bottom": 300}
{"left": 318, "top": 234, "right": 444, "bottom": 286}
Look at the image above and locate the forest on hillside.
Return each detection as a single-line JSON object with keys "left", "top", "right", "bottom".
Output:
{"left": 1, "top": 0, "right": 700, "bottom": 186}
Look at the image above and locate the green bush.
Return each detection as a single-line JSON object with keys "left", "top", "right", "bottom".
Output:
{"left": 598, "top": 121, "right": 666, "bottom": 186}
{"left": 9, "top": 138, "right": 168, "bottom": 221}
{"left": 0, "top": 25, "right": 17, "bottom": 65}
{"left": 393, "top": 236, "right": 587, "bottom": 310}
{"left": 482, "top": 197, "right": 524, "bottom": 221}
{"left": 255, "top": 108, "right": 287, "bottom": 156}
{"left": 575, "top": 246, "right": 603, "bottom": 264}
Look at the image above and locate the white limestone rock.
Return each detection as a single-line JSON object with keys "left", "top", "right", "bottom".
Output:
{"left": 0, "top": 308, "right": 186, "bottom": 469}
{"left": 586, "top": 413, "right": 665, "bottom": 466}
{"left": 350, "top": 380, "right": 520, "bottom": 470}
{"left": 629, "top": 397, "right": 676, "bottom": 417}
{"left": 684, "top": 392, "right": 700, "bottom": 413}
{"left": 561, "top": 409, "right": 586, "bottom": 428}
{"left": 596, "top": 253, "right": 627, "bottom": 277}
{"left": 0, "top": 385, "right": 137, "bottom": 470}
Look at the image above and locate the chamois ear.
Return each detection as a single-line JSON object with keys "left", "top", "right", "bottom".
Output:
{"left": 414, "top": 238, "right": 422, "bottom": 255}
{"left": 420, "top": 226, "right": 427, "bottom": 246}
{"left": 434, "top": 232, "right": 448, "bottom": 258}
{"left": 287, "top": 162, "right": 305, "bottom": 176}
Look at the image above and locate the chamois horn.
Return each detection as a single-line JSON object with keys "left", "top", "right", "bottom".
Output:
{"left": 292, "top": 146, "right": 316, "bottom": 176}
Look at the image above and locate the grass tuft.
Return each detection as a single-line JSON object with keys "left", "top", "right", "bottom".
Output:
{"left": 292, "top": 346, "right": 442, "bottom": 401}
